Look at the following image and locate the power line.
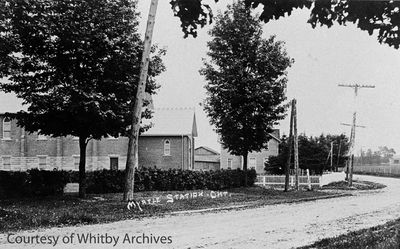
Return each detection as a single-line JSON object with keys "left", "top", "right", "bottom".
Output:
{"left": 338, "top": 84, "right": 375, "bottom": 187}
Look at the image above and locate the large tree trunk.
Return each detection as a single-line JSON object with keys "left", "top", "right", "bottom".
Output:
{"left": 243, "top": 153, "right": 248, "bottom": 187}
{"left": 78, "top": 136, "right": 88, "bottom": 198}
{"left": 123, "top": 0, "right": 159, "bottom": 201}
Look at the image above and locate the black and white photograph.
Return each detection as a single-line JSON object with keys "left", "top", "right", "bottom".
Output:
{"left": 1, "top": 0, "right": 400, "bottom": 248}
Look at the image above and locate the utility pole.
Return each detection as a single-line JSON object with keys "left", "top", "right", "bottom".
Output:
{"left": 330, "top": 142, "right": 333, "bottom": 171}
{"left": 338, "top": 84, "right": 374, "bottom": 187}
{"left": 341, "top": 122, "right": 365, "bottom": 184}
{"left": 293, "top": 99, "right": 299, "bottom": 191}
{"left": 124, "top": 0, "right": 159, "bottom": 201}
{"left": 284, "top": 99, "right": 295, "bottom": 192}
{"left": 336, "top": 140, "right": 341, "bottom": 172}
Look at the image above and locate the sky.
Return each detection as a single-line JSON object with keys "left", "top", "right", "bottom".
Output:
{"left": 1, "top": 1, "right": 400, "bottom": 155}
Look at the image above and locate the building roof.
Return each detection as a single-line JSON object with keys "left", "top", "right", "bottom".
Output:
{"left": 195, "top": 146, "right": 220, "bottom": 155}
{"left": 142, "top": 107, "right": 198, "bottom": 137}
{"left": 269, "top": 133, "right": 281, "bottom": 143}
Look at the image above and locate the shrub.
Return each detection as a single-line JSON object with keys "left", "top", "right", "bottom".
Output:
{"left": 0, "top": 167, "right": 257, "bottom": 198}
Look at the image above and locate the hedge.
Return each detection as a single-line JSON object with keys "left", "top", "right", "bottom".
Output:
{"left": 0, "top": 168, "right": 256, "bottom": 199}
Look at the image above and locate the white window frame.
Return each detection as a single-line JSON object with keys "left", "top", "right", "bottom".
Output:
{"left": 163, "top": 139, "right": 171, "bottom": 156}
{"left": 2, "top": 156, "right": 11, "bottom": 169}
{"left": 227, "top": 158, "right": 233, "bottom": 169}
{"left": 73, "top": 155, "right": 80, "bottom": 170}
{"left": 109, "top": 156, "right": 119, "bottom": 170}
{"left": 38, "top": 155, "right": 48, "bottom": 169}
{"left": 249, "top": 157, "right": 256, "bottom": 169}
{"left": 2, "top": 118, "right": 11, "bottom": 140}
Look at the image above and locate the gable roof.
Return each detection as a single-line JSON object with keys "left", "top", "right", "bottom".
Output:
{"left": 269, "top": 133, "right": 281, "bottom": 143}
{"left": 195, "top": 146, "right": 220, "bottom": 155}
{"left": 142, "top": 107, "right": 198, "bottom": 137}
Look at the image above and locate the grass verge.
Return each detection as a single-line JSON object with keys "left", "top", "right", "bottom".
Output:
{"left": 0, "top": 187, "right": 342, "bottom": 232}
{"left": 299, "top": 218, "right": 400, "bottom": 249}
{"left": 322, "top": 180, "right": 386, "bottom": 190}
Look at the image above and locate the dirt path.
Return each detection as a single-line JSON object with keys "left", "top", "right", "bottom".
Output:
{"left": 1, "top": 174, "right": 400, "bottom": 249}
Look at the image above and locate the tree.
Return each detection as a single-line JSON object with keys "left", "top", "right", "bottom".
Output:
{"left": 0, "top": 0, "right": 165, "bottom": 198}
{"left": 266, "top": 134, "right": 350, "bottom": 175}
{"left": 170, "top": 0, "right": 400, "bottom": 49}
{"left": 201, "top": 2, "right": 293, "bottom": 185}
{"left": 355, "top": 146, "right": 396, "bottom": 165}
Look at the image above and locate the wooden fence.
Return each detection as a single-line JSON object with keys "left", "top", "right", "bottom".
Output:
{"left": 353, "top": 164, "right": 400, "bottom": 176}
{"left": 255, "top": 172, "right": 346, "bottom": 188}
{"left": 255, "top": 175, "right": 321, "bottom": 187}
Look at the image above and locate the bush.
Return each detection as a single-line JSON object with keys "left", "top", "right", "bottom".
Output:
{"left": 0, "top": 169, "right": 69, "bottom": 198}
{"left": 82, "top": 167, "right": 257, "bottom": 193}
{"left": 0, "top": 168, "right": 257, "bottom": 198}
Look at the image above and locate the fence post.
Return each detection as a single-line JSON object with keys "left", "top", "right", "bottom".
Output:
{"left": 306, "top": 169, "right": 311, "bottom": 190}
{"left": 263, "top": 176, "right": 266, "bottom": 187}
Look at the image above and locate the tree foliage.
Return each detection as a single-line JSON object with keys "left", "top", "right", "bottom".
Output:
{"left": 201, "top": 2, "right": 293, "bottom": 173}
{"left": 266, "top": 134, "right": 350, "bottom": 175}
{"left": 0, "top": 0, "right": 165, "bottom": 197}
{"left": 355, "top": 146, "right": 396, "bottom": 165}
{"left": 0, "top": 0, "right": 165, "bottom": 138}
{"left": 170, "top": 0, "right": 400, "bottom": 49}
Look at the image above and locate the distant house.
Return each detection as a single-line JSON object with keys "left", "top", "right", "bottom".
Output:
{"left": 0, "top": 107, "right": 197, "bottom": 171}
{"left": 220, "top": 129, "right": 281, "bottom": 174}
{"left": 194, "top": 146, "right": 220, "bottom": 171}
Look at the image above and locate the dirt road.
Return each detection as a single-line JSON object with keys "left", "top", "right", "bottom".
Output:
{"left": 1, "top": 174, "right": 400, "bottom": 249}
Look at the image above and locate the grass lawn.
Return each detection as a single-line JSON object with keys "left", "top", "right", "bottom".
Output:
{"left": 0, "top": 187, "right": 342, "bottom": 232}
{"left": 299, "top": 218, "right": 400, "bottom": 249}
{"left": 322, "top": 180, "right": 386, "bottom": 190}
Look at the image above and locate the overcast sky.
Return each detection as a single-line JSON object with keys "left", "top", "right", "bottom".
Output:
{"left": 1, "top": 1, "right": 400, "bottom": 155}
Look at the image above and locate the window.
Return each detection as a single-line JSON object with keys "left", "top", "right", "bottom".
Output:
{"left": 110, "top": 157, "right": 119, "bottom": 170}
{"left": 164, "top": 139, "right": 171, "bottom": 156}
{"left": 249, "top": 157, "right": 256, "bottom": 168}
{"left": 394, "top": 160, "right": 400, "bottom": 164}
{"left": 73, "top": 156, "right": 80, "bottom": 170}
{"left": 227, "top": 158, "right": 233, "bottom": 169}
{"left": 38, "top": 156, "right": 47, "bottom": 169}
{"left": 2, "top": 117, "right": 11, "bottom": 139}
{"left": 2, "top": 157, "right": 11, "bottom": 170}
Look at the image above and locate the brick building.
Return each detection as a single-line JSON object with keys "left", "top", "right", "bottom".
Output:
{"left": 0, "top": 107, "right": 197, "bottom": 171}
{"left": 219, "top": 129, "right": 281, "bottom": 174}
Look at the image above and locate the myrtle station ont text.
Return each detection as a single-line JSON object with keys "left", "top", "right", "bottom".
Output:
{"left": 6, "top": 233, "right": 172, "bottom": 246}
{"left": 127, "top": 190, "right": 231, "bottom": 210}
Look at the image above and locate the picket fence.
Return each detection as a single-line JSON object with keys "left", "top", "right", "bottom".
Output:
{"left": 353, "top": 164, "right": 400, "bottom": 176}
{"left": 255, "top": 172, "right": 346, "bottom": 188}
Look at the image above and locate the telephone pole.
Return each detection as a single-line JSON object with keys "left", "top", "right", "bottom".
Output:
{"left": 293, "top": 99, "right": 299, "bottom": 191}
{"left": 336, "top": 140, "right": 341, "bottom": 172}
{"left": 284, "top": 99, "right": 295, "bottom": 192}
{"left": 338, "top": 84, "right": 374, "bottom": 187}
{"left": 341, "top": 122, "right": 365, "bottom": 184}
{"left": 330, "top": 142, "right": 333, "bottom": 171}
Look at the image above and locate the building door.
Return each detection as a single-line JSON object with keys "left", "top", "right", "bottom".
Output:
{"left": 110, "top": 157, "right": 119, "bottom": 170}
